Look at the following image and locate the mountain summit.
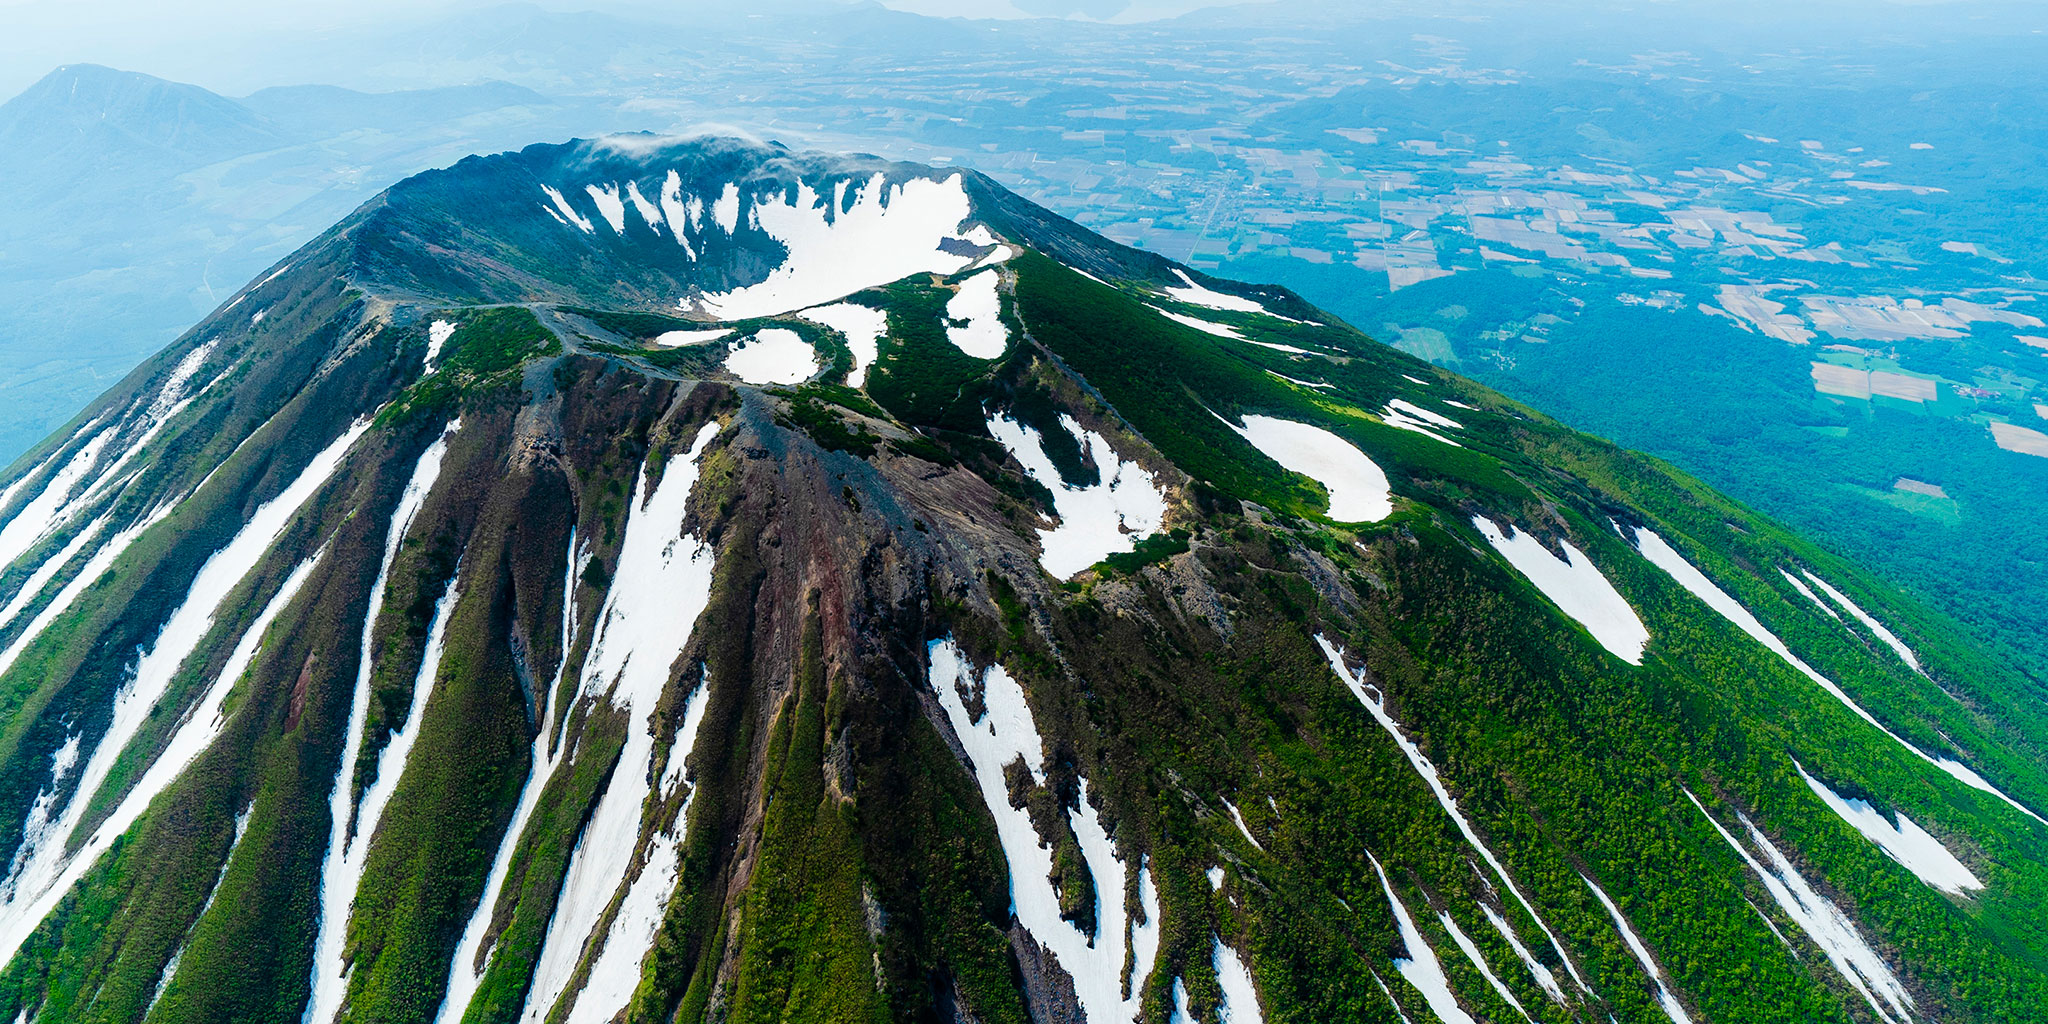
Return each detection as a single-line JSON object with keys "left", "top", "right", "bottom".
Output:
{"left": 0, "top": 136, "right": 2040, "bottom": 1024}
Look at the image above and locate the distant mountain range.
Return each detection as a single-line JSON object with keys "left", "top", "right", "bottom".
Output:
{"left": 0, "top": 135, "right": 2040, "bottom": 1024}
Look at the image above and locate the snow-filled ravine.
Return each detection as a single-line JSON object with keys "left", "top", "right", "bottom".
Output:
{"left": 929, "top": 639, "right": 1160, "bottom": 1024}
{"left": 0, "top": 418, "right": 371, "bottom": 975}
{"left": 1316, "top": 637, "right": 1590, "bottom": 996}
{"left": 1580, "top": 874, "right": 1695, "bottom": 1024}
{"left": 1473, "top": 517, "right": 1648, "bottom": 664}
{"left": 1684, "top": 789, "right": 1918, "bottom": 1024}
{"left": 1211, "top": 935, "right": 1265, "bottom": 1024}
{"left": 521, "top": 422, "right": 723, "bottom": 1024}
{"left": 1369, "top": 852, "right": 1475, "bottom": 1024}
{"left": 1627, "top": 526, "right": 2046, "bottom": 825}
{"left": 723, "top": 328, "right": 818, "bottom": 386}
{"left": 1161, "top": 269, "right": 1304, "bottom": 322}
{"left": 945, "top": 270, "right": 1009, "bottom": 358}
{"left": 797, "top": 302, "right": 887, "bottom": 387}
{"left": 300, "top": 421, "right": 459, "bottom": 1024}
{"left": 986, "top": 412, "right": 1166, "bottom": 579}
{"left": 1796, "top": 764, "right": 1983, "bottom": 896}
{"left": 1229, "top": 416, "right": 1392, "bottom": 523}
{"left": 434, "top": 528, "right": 585, "bottom": 1024}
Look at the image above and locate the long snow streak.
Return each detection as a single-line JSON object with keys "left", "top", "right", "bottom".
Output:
{"left": 987, "top": 413, "right": 1166, "bottom": 579}
{"left": 0, "top": 513, "right": 107, "bottom": 632}
{"left": 1316, "top": 636, "right": 1590, "bottom": 993}
{"left": 302, "top": 421, "right": 459, "bottom": 1024}
{"left": 1230, "top": 416, "right": 1393, "bottom": 524}
{"left": 1795, "top": 764, "right": 1983, "bottom": 896}
{"left": 1368, "top": 852, "right": 1476, "bottom": 1024}
{"left": 307, "top": 573, "right": 463, "bottom": 1024}
{"left": 1628, "top": 526, "right": 2045, "bottom": 825}
{"left": 0, "top": 419, "right": 366, "bottom": 973}
{"left": 696, "top": 174, "right": 983, "bottom": 319}
{"left": 1439, "top": 910, "right": 1533, "bottom": 1022}
{"left": 1579, "top": 875, "right": 1695, "bottom": 1024}
{"left": 1683, "top": 789, "right": 1916, "bottom": 1024}
{"left": 148, "top": 801, "right": 256, "bottom": 1015}
{"left": 435, "top": 530, "right": 584, "bottom": 1024}
{"left": 1799, "top": 570, "right": 1925, "bottom": 675}
{"left": 0, "top": 502, "right": 174, "bottom": 683}
{"left": 522, "top": 422, "right": 722, "bottom": 1024}
{"left": 1481, "top": 903, "right": 1566, "bottom": 1004}
{"left": 929, "top": 638, "right": 1159, "bottom": 1024}
{"left": 1474, "top": 517, "right": 1648, "bottom": 664}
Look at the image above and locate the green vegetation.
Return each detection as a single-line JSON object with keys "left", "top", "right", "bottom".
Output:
{"left": 380, "top": 307, "right": 560, "bottom": 426}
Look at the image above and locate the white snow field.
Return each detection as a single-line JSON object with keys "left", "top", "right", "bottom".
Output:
{"left": 0, "top": 418, "right": 370, "bottom": 975}
{"left": 798, "top": 302, "right": 887, "bottom": 387}
{"left": 1684, "top": 789, "right": 1917, "bottom": 1024}
{"left": 929, "top": 638, "right": 1160, "bottom": 1024}
{"left": 1230, "top": 416, "right": 1392, "bottom": 523}
{"left": 1211, "top": 935, "right": 1265, "bottom": 1024}
{"left": 522, "top": 423, "right": 723, "bottom": 1024}
{"left": 1316, "top": 637, "right": 1591, "bottom": 995}
{"left": 1580, "top": 874, "right": 1695, "bottom": 1024}
{"left": 723, "top": 328, "right": 818, "bottom": 386}
{"left": 1799, "top": 570, "right": 1924, "bottom": 675}
{"left": 651, "top": 328, "right": 732, "bottom": 348}
{"left": 1797, "top": 764, "right": 1983, "bottom": 896}
{"left": 696, "top": 174, "right": 987, "bottom": 320}
{"left": 986, "top": 413, "right": 1166, "bottom": 578}
{"left": 435, "top": 529, "right": 586, "bottom": 1024}
{"left": 1628, "top": 526, "right": 2045, "bottom": 825}
{"left": 1473, "top": 517, "right": 1648, "bottom": 664}
{"left": 303, "top": 421, "right": 459, "bottom": 1024}
{"left": 945, "top": 270, "right": 1009, "bottom": 358}
{"left": 1369, "top": 852, "right": 1476, "bottom": 1024}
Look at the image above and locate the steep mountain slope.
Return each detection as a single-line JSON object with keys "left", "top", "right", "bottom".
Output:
{"left": 0, "top": 135, "right": 2041, "bottom": 1024}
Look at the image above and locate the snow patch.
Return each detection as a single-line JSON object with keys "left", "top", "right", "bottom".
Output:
{"left": 1165, "top": 269, "right": 1290, "bottom": 319}
{"left": 0, "top": 514, "right": 107, "bottom": 633}
{"left": 1212, "top": 935, "right": 1264, "bottom": 1024}
{"left": 928, "top": 639, "right": 1158, "bottom": 1024}
{"left": 1685, "top": 789, "right": 1916, "bottom": 1023}
{"left": 798, "top": 303, "right": 886, "bottom": 388}
{"left": 1230, "top": 416, "right": 1392, "bottom": 523}
{"left": 625, "top": 181, "right": 665, "bottom": 234}
{"left": 1222, "top": 798, "right": 1264, "bottom": 852}
{"left": 651, "top": 328, "right": 732, "bottom": 348}
{"left": 658, "top": 171, "right": 700, "bottom": 259}
{"left": 1381, "top": 402, "right": 1463, "bottom": 447}
{"left": 711, "top": 182, "right": 740, "bottom": 234}
{"left": 1153, "top": 305, "right": 1245, "bottom": 340}
{"left": 986, "top": 413, "right": 1166, "bottom": 578}
{"left": 1480, "top": 903, "right": 1565, "bottom": 1004}
{"left": 722, "top": 328, "right": 817, "bottom": 385}
{"left": 426, "top": 320, "right": 455, "bottom": 373}
{"left": 1780, "top": 570, "right": 1842, "bottom": 622}
{"left": 695, "top": 175, "right": 980, "bottom": 319}
{"left": 1387, "top": 399, "right": 1462, "bottom": 431}
{"left": 1474, "top": 518, "right": 1647, "bottom": 664}
{"left": 945, "top": 270, "right": 1009, "bottom": 359}
{"left": 585, "top": 184, "right": 628, "bottom": 234}
{"left": 1797, "top": 765, "right": 1982, "bottom": 896}
{"left": 542, "top": 185, "right": 595, "bottom": 233}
